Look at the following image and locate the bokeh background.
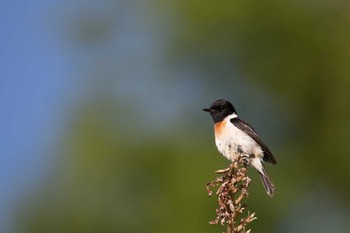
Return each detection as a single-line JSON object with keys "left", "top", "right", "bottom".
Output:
{"left": 1, "top": 0, "right": 350, "bottom": 232}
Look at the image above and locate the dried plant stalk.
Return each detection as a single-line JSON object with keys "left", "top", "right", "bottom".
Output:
{"left": 207, "top": 159, "right": 257, "bottom": 233}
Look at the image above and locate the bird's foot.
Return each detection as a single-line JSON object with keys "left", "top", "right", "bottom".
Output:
{"left": 240, "top": 156, "right": 250, "bottom": 167}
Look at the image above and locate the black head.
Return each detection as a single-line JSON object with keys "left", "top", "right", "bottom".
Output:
{"left": 203, "top": 99, "right": 237, "bottom": 123}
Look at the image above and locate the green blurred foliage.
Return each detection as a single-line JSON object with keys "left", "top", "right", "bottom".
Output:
{"left": 17, "top": 98, "right": 223, "bottom": 233}
{"left": 168, "top": 0, "right": 350, "bottom": 195}
{"left": 16, "top": 0, "right": 350, "bottom": 233}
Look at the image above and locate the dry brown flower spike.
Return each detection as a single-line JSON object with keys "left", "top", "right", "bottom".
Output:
{"left": 207, "top": 159, "right": 257, "bottom": 233}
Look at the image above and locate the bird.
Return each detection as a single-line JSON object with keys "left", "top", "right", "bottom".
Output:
{"left": 203, "top": 99, "right": 277, "bottom": 197}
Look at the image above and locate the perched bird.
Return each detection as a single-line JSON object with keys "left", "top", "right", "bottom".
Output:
{"left": 203, "top": 99, "right": 277, "bottom": 197}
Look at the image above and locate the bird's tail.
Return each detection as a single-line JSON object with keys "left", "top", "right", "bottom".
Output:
{"left": 258, "top": 165, "right": 275, "bottom": 197}
{"left": 251, "top": 157, "right": 275, "bottom": 197}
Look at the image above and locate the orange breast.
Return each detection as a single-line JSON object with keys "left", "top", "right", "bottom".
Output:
{"left": 214, "top": 120, "right": 226, "bottom": 136}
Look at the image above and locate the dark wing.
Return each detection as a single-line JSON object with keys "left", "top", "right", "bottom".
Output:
{"left": 230, "top": 117, "right": 277, "bottom": 165}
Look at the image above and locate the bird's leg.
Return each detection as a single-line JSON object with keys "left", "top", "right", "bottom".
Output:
{"left": 240, "top": 156, "right": 250, "bottom": 167}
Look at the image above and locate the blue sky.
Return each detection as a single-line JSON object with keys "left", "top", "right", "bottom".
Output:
{"left": 0, "top": 0, "right": 77, "bottom": 231}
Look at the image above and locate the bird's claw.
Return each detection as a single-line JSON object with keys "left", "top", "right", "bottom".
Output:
{"left": 241, "top": 157, "right": 250, "bottom": 167}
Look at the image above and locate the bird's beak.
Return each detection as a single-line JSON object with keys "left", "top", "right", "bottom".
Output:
{"left": 203, "top": 108, "right": 211, "bottom": 112}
